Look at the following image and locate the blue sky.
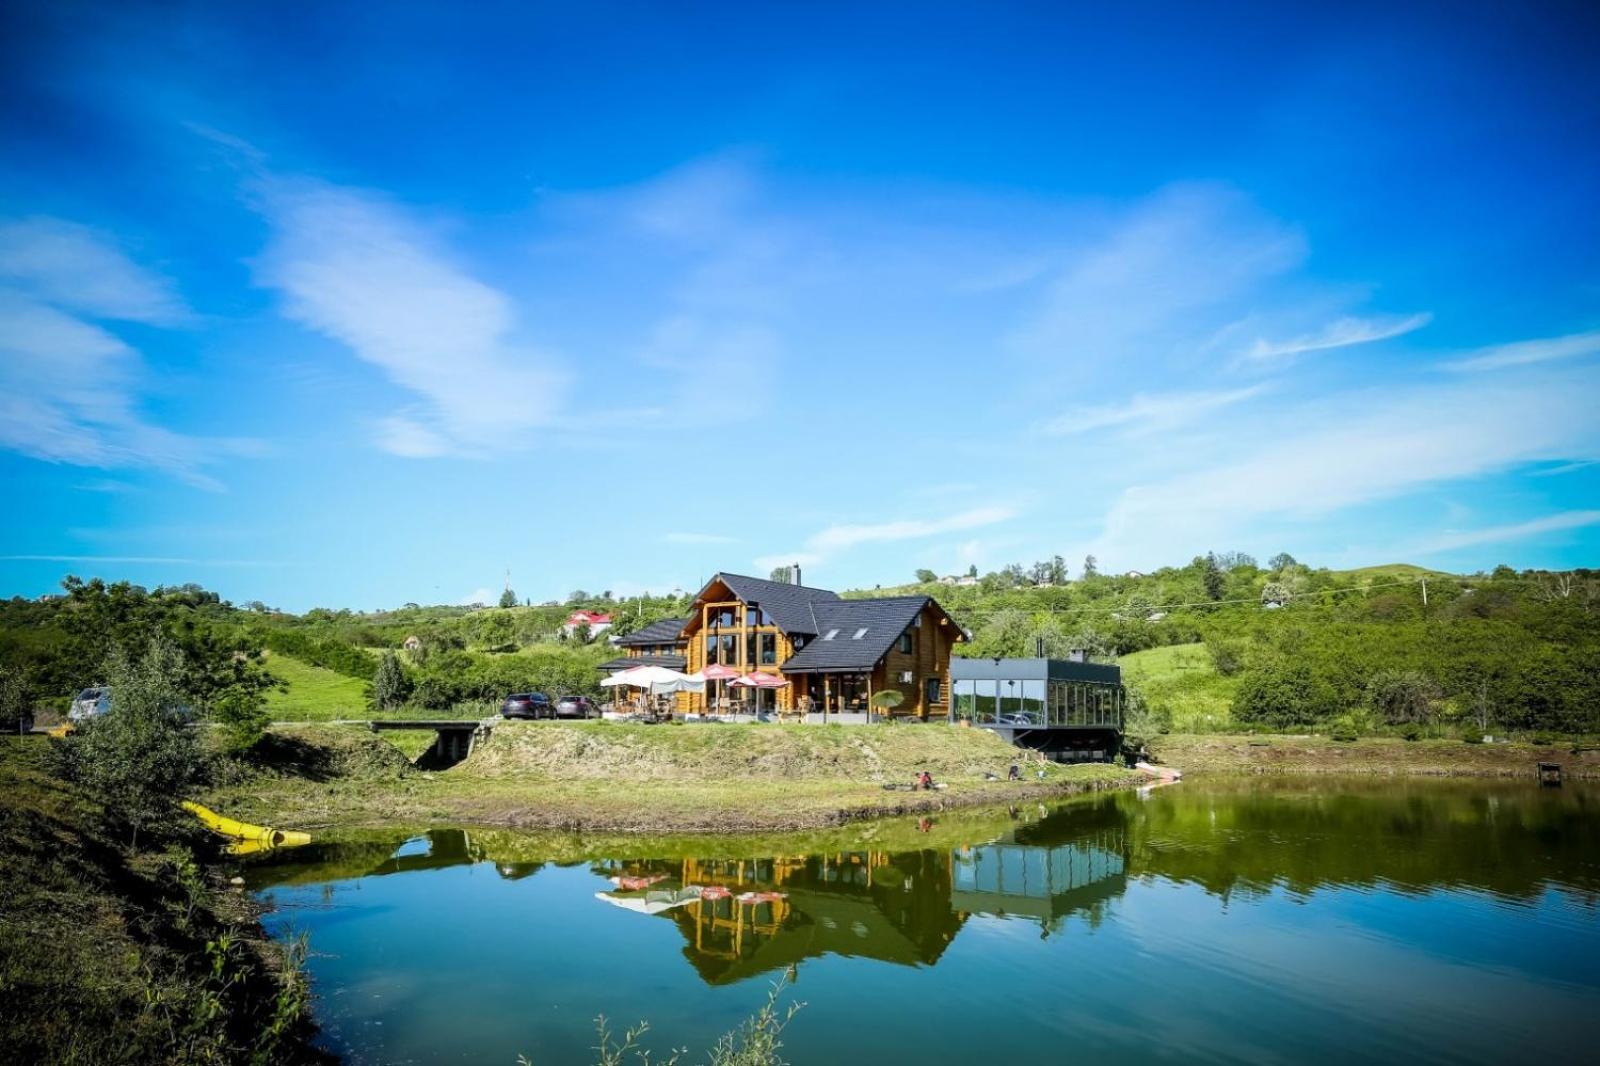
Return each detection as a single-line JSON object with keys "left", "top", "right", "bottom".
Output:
{"left": 2, "top": 1, "right": 1598, "bottom": 610}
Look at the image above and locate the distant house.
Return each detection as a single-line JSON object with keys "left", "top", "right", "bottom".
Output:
{"left": 1125, "top": 570, "right": 1146, "bottom": 579}
{"left": 939, "top": 574, "right": 979, "bottom": 587}
{"left": 562, "top": 610, "right": 613, "bottom": 639}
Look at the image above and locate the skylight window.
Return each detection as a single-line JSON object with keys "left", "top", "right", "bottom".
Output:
{"left": 852, "top": 627, "right": 868, "bottom": 639}
{"left": 822, "top": 628, "right": 839, "bottom": 640}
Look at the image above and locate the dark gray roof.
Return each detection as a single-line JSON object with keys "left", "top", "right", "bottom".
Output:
{"left": 613, "top": 617, "right": 688, "bottom": 647}
{"left": 780, "top": 596, "right": 936, "bottom": 674}
{"left": 597, "top": 654, "right": 687, "bottom": 672}
{"left": 949, "top": 657, "right": 1121, "bottom": 685}
{"left": 705, "top": 573, "right": 840, "bottom": 636}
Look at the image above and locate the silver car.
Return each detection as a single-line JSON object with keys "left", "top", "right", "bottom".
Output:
{"left": 69, "top": 686, "right": 111, "bottom": 723}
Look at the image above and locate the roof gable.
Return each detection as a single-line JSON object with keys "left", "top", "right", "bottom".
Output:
{"left": 781, "top": 596, "right": 943, "bottom": 673}
{"left": 687, "top": 573, "right": 840, "bottom": 636}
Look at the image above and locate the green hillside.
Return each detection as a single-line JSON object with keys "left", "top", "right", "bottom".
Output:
{"left": 1118, "top": 643, "right": 1239, "bottom": 731}
{"left": 262, "top": 651, "right": 370, "bottom": 721}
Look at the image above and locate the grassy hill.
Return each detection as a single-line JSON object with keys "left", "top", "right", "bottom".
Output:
{"left": 262, "top": 650, "right": 370, "bottom": 721}
{"left": 1118, "top": 642, "right": 1239, "bottom": 731}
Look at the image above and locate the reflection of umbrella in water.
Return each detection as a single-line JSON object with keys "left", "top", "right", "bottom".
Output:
{"left": 594, "top": 888, "right": 702, "bottom": 915}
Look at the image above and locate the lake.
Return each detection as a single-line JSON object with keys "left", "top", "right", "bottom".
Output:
{"left": 246, "top": 778, "right": 1600, "bottom": 1064}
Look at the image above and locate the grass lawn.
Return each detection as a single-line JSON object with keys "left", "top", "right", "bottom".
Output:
{"left": 207, "top": 721, "right": 1146, "bottom": 832}
{"left": 263, "top": 651, "right": 370, "bottom": 721}
{"left": 1119, "top": 642, "right": 1239, "bottom": 731}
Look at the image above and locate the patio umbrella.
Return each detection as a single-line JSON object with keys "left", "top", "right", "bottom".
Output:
{"left": 730, "top": 672, "right": 788, "bottom": 688}
{"left": 699, "top": 662, "right": 742, "bottom": 712}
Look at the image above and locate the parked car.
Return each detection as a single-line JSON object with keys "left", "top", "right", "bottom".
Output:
{"left": 500, "top": 692, "right": 554, "bottom": 719}
{"left": 69, "top": 686, "right": 111, "bottom": 723}
{"left": 997, "top": 711, "right": 1041, "bottom": 726}
{"left": 555, "top": 695, "right": 597, "bottom": 719}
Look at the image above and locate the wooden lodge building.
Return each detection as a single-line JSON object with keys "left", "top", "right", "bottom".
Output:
{"left": 599, "top": 572, "right": 965, "bottom": 717}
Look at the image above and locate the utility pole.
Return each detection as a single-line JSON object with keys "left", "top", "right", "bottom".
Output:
{"left": 1421, "top": 578, "right": 1428, "bottom": 609}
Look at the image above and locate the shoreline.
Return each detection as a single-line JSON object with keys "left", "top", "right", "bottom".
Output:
{"left": 1146, "top": 733, "right": 1600, "bottom": 779}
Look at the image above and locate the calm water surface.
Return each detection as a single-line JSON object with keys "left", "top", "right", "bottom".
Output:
{"left": 247, "top": 779, "right": 1600, "bottom": 1064}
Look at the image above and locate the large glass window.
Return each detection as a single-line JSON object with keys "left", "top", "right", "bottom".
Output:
{"left": 719, "top": 634, "right": 737, "bottom": 665}
{"left": 759, "top": 633, "right": 777, "bottom": 665}
{"left": 1000, "top": 679, "right": 1020, "bottom": 721}
{"left": 1020, "top": 680, "right": 1046, "bottom": 725}
{"left": 952, "top": 680, "right": 976, "bottom": 722}
{"left": 974, "top": 679, "right": 997, "bottom": 724}
{"left": 703, "top": 634, "right": 716, "bottom": 665}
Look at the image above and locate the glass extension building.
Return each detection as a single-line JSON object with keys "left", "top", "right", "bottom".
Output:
{"left": 949, "top": 657, "right": 1126, "bottom": 760}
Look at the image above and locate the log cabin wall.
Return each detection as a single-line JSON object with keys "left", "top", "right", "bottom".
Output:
{"left": 869, "top": 603, "right": 959, "bottom": 718}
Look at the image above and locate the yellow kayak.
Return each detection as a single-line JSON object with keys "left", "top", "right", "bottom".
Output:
{"left": 47, "top": 722, "right": 75, "bottom": 738}
{"left": 182, "top": 801, "right": 311, "bottom": 848}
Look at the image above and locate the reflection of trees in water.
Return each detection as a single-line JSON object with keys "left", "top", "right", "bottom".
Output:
{"left": 1120, "top": 780, "right": 1600, "bottom": 905}
{"left": 245, "top": 781, "right": 1599, "bottom": 982}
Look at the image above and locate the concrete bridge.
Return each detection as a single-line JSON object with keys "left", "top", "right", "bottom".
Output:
{"left": 365, "top": 718, "right": 495, "bottom": 766}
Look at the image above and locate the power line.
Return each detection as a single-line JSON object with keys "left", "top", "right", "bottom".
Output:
{"left": 932, "top": 574, "right": 1556, "bottom": 619}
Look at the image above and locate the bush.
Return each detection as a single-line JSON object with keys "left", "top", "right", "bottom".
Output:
{"left": 256, "top": 628, "right": 373, "bottom": 679}
{"left": 1400, "top": 726, "right": 1422, "bottom": 741}
{"left": 1232, "top": 661, "right": 1341, "bottom": 729}
{"left": 373, "top": 650, "right": 411, "bottom": 712}
{"left": 0, "top": 666, "right": 29, "bottom": 732}
{"left": 211, "top": 688, "right": 270, "bottom": 753}
{"left": 67, "top": 635, "right": 203, "bottom": 847}
{"left": 1463, "top": 732, "right": 1484, "bottom": 744}
{"left": 1330, "top": 726, "right": 1358, "bottom": 742}
{"left": 1366, "top": 670, "right": 1441, "bottom": 725}
{"left": 1205, "top": 636, "right": 1246, "bottom": 677}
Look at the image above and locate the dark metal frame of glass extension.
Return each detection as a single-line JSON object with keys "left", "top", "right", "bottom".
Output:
{"left": 948, "top": 657, "right": 1126, "bottom": 731}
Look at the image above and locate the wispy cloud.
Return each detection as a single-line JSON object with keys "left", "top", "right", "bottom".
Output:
{"left": 1240, "top": 312, "right": 1432, "bottom": 363}
{"left": 1441, "top": 328, "right": 1600, "bottom": 372}
{"left": 0, "top": 217, "right": 190, "bottom": 325}
{"left": 1, "top": 554, "right": 276, "bottom": 566}
{"left": 1085, "top": 364, "right": 1600, "bottom": 567}
{"left": 756, "top": 506, "right": 1019, "bottom": 572}
{"left": 458, "top": 587, "right": 498, "bottom": 606}
{"left": 253, "top": 177, "right": 568, "bottom": 457}
{"left": 1041, "top": 386, "right": 1266, "bottom": 437}
{"left": 664, "top": 532, "right": 738, "bottom": 545}
{"left": 0, "top": 219, "right": 247, "bottom": 488}
{"left": 1010, "top": 185, "right": 1306, "bottom": 371}
{"left": 1410, "top": 510, "right": 1600, "bottom": 555}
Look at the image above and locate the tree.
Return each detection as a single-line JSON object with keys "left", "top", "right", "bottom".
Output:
{"left": 1082, "top": 555, "right": 1099, "bottom": 579}
{"left": 0, "top": 665, "right": 28, "bottom": 733}
{"left": 966, "top": 564, "right": 978, "bottom": 578}
{"left": 374, "top": 650, "right": 410, "bottom": 711}
{"left": 574, "top": 621, "right": 592, "bottom": 644}
{"left": 212, "top": 687, "right": 270, "bottom": 753}
{"left": 1202, "top": 554, "right": 1226, "bottom": 601}
{"left": 1048, "top": 555, "right": 1069, "bottom": 585}
{"left": 769, "top": 566, "right": 794, "bottom": 585}
{"left": 914, "top": 569, "right": 938, "bottom": 584}
{"left": 1366, "top": 670, "right": 1441, "bottom": 726}
{"left": 69, "top": 634, "right": 203, "bottom": 848}
{"left": 1260, "top": 581, "right": 1291, "bottom": 607}
{"left": 1267, "top": 552, "right": 1298, "bottom": 573}
{"left": 499, "top": 587, "right": 517, "bottom": 609}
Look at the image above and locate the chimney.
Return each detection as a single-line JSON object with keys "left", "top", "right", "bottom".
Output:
{"left": 794, "top": 562, "right": 802, "bottom": 586}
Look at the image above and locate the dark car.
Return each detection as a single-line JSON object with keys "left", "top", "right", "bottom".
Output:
{"left": 555, "top": 695, "right": 597, "bottom": 719}
{"left": 500, "top": 692, "right": 554, "bottom": 719}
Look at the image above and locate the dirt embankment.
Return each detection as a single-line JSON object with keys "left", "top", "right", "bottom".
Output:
{"left": 209, "top": 722, "right": 1149, "bottom": 832}
{"left": 1149, "top": 733, "right": 1600, "bottom": 779}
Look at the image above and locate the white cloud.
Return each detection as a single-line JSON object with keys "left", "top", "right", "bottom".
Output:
{"left": 664, "top": 532, "right": 738, "bottom": 545}
{"left": 1441, "top": 328, "right": 1600, "bottom": 372}
{"left": 0, "top": 217, "right": 189, "bottom": 325}
{"left": 0, "top": 554, "right": 274, "bottom": 566}
{"left": 458, "top": 587, "right": 498, "bottom": 606}
{"left": 755, "top": 506, "right": 1019, "bottom": 573}
{"left": 1240, "top": 312, "right": 1432, "bottom": 363}
{"left": 1010, "top": 185, "right": 1307, "bottom": 370}
{"left": 1411, "top": 510, "right": 1600, "bottom": 555}
{"left": 1085, "top": 364, "right": 1600, "bottom": 567}
{"left": 0, "top": 221, "right": 245, "bottom": 488}
{"left": 253, "top": 177, "right": 568, "bottom": 457}
{"left": 1042, "top": 386, "right": 1266, "bottom": 436}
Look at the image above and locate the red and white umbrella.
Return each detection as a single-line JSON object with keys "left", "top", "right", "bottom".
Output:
{"left": 700, "top": 663, "right": 742, "bottom": 680}
{"left": 730, "top": 672, "right": 788, "bottom": 688}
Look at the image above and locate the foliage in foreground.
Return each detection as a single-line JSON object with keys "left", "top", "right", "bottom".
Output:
{"left": 520, "top": 967, "right": 804, "bottom": 1066}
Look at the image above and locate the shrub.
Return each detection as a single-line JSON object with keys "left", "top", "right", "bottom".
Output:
{"left": 68, "top": 635, "right": 203, "bottom": 847}
{"left": 1400, "top": 726, "right": 1422, "bottom": 741}
{"left": 1366, "top": 670, "right": 1441, "bottom": 725}
{"left": 1232, "top": 661, "right": 1341, "bottom": 729}
{"left": 1205, "top": 636, "right": 1246, "bottom": 677}
{"left": 373, "top": 650, "right": 411, "bottom": 711}
{"left": 0, "top": 666, "right": 29, "bottom": 732}
{"left": 1463, "top": 732, "right": 1484, "bottom": 744}
{"left": 211, "top": 688, "right": 270, "bottom": 753}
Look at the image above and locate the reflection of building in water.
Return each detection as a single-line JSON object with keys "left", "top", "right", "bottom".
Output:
{"left": 593, "top": 850, "right": 962, "bottom": 985}
{"left": 950, "top": 830, "right": 1126, "bottom": 929}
